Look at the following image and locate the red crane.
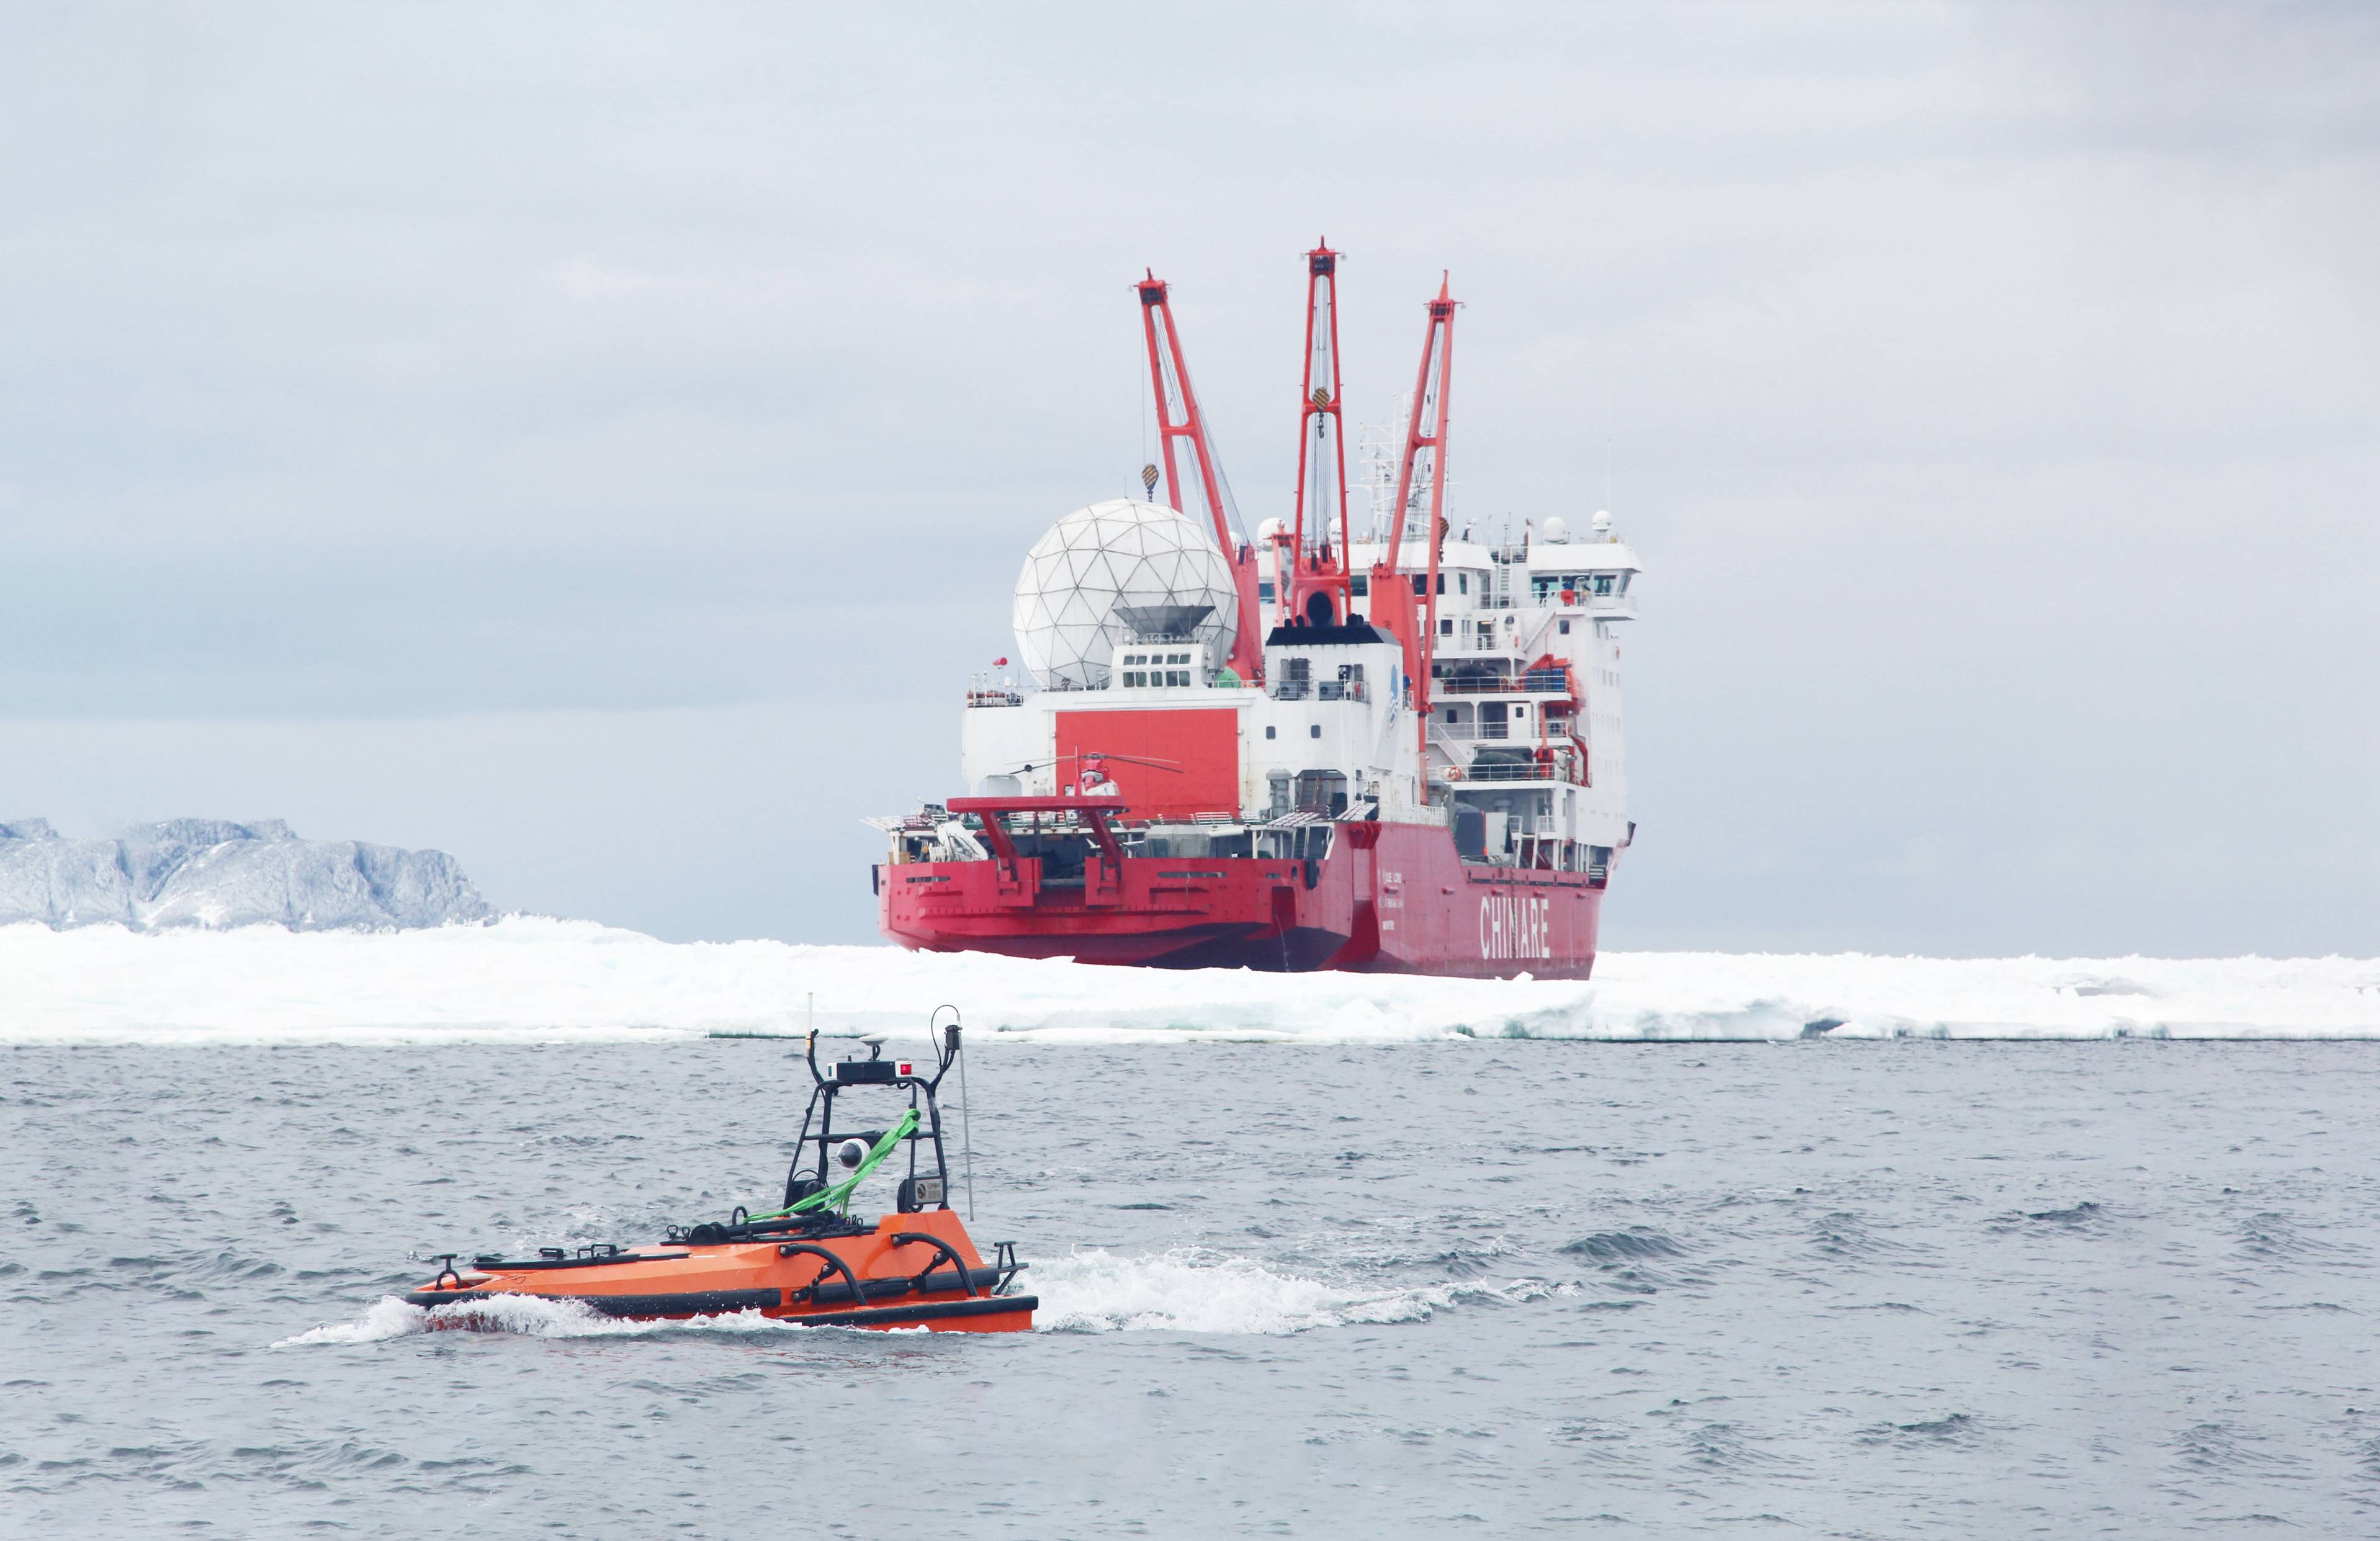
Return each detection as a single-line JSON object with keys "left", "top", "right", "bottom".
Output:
{"left": 1370, "top": 274, "right": 1459, "bottom": 762}
{"left": 1135, "top": 272, "right": 1265, "bottom": 684}
{"left": 1283, "top": 240, "right": 1354, "bottom": 630}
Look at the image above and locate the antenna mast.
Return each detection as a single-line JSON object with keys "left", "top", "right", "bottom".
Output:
{"left": 1135, "top": 272, "right": 1265, "bottom": 683}
{"left": 1285, "top": 239, "right": 1353, "bottom": 629}
{"left": 1372, "top": 274, "right": 1458, "bottom": 767}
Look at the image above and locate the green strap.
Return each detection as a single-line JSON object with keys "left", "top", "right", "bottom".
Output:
{"left": 747, "top": 1108, "right": 920, "bottom": 1222}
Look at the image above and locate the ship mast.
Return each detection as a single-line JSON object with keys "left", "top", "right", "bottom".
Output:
{"left": 1372, "top": 274, "right": 1458, "bottom": 768}
{"left": 1135, "top": 272, "right": 1265, "bottom": 683}
{"left": 1285, "top": 239, "right": 1353, "bottom": 629}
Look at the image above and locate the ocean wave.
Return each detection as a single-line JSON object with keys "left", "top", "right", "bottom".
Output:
{"left": 1, "top": 915, "right": 2371, "bottom": 1045}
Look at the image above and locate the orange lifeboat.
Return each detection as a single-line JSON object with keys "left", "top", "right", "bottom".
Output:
{"left": 403, "top": 1018, "right": 1035, "bottom": 1333}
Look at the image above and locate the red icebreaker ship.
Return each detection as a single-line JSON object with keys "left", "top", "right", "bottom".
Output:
{"left": 873, "top": 245, "right": 1640, "bottom": 977}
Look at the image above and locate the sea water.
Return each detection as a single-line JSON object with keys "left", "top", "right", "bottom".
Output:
{"left": 6, "top": 1038, "right": 2378, "bottom": 1535}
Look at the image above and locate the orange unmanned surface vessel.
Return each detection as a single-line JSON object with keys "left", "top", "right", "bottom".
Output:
{"left": 404, "top": 1018, "right": 1035, "bottom": 1332}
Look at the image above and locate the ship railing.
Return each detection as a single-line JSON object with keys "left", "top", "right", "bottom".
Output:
{"left": 1434, "top": 669, "right": 1573, "bottom": 697}
{"left": 1438, "top": 761, "right": 1562, "bottom": 783}
{"left": 1432, "top": 721, "right": 1512, "bottom": 742}
{"left": 1529, "top": 588, "right": 1635, "bottom": 612}
{"left": 1470, "top": 763, "right": 1559, "bottom": 783}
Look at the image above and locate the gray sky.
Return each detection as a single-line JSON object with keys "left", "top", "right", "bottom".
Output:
{"left": 3, "top": 2, "right": 2373, "bottom": 954}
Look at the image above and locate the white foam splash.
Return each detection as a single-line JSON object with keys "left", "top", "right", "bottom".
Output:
{"left": 275, "top": 1293, "right": 804, "bottom": 1347}
{"left": 277, "top": 1295, "right": 434, "bottom": 1346}
{"left": 1028, "top": 1247, "right": 1559, "bottom": 1334}
{"left": 4, "top": 915, "right": 2372, "bottom": 1045}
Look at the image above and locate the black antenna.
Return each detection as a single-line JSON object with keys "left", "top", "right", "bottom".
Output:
{"left": 932, "top": 1004, "right": 974, "bottom": 1220}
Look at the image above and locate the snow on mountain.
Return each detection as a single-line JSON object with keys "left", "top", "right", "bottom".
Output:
{"left": 0, "top": 819, "right": 492, "bottom": 932}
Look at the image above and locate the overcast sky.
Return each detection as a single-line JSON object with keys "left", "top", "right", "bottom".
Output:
{"left": 2, "top": 2, "right": 2372, "bottom": 955}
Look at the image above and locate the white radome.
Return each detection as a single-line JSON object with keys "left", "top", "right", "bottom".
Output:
{"left": 1013, "top": 500, "right": 1240, "bottom": 688}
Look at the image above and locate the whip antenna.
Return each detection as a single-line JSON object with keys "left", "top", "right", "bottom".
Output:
{"left": 936, "top": 1004, "right": 976, "bottom": 1221}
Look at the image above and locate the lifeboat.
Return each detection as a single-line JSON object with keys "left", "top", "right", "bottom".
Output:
{"left": 403, "top": 1018, "right": 1036, "bottom": 1333}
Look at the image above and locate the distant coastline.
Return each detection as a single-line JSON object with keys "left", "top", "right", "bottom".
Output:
{"left": 0, "top": 819, "right": 492, "bottom": 932}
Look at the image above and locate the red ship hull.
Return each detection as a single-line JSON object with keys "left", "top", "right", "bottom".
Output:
{"left": 879, "top": 820, "right": 1605, "bottom": 979}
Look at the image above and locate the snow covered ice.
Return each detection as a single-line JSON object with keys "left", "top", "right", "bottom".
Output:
{"left": 0, "top": 914, "right": 2368, "bottom": 1043}
{"left": 0, "top": 819, "right": 490, "bottom": 932}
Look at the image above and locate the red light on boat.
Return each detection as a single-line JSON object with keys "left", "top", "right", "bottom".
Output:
{"left": 897, "top": 1062, "right": 914, "bottom": 1076}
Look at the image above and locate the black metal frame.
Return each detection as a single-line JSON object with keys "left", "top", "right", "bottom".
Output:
{"left": 783, "top": 1025, "right": 963, "bottom": 1213}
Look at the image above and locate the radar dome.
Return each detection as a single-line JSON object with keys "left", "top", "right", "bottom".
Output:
{"left": 1013, "top": 500, "right": 1239, "bottom": 689}
{"left": 1540, "top": 515, "right": 1569, "bottom": 544}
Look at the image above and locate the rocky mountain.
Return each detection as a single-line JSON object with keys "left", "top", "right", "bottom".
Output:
{"left": 0, "top": 819, "right": 493, "bottom": 932}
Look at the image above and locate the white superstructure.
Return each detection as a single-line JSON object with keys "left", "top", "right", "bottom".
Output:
{"left": 958, "top": 511, "right": 1639, "bottom": 877}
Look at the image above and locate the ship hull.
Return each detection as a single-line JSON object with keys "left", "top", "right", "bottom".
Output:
{"left": 880, "top": 821, "right": 1605, "bottom": 979}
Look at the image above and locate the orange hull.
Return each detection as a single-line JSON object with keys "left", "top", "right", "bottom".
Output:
{"left": 405, "top": 1208, "right": 1035, "bottom": 1334}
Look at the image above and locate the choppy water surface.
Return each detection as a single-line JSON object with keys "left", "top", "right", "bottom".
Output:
{"left": 6, "top": 1040, "right": 2378, "bottom": 1535}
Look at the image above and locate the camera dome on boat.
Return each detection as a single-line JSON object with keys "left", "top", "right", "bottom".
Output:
{"left": 1012, "top": 500, "right": 1239, "bottom": 690}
